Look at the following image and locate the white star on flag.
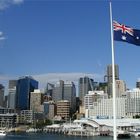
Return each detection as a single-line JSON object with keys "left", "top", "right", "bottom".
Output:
{"left": 136, "top": 36, "right": 139, "bottom": 40}
{"left": 122, "top": 35, "right": 126, "bottom": 40}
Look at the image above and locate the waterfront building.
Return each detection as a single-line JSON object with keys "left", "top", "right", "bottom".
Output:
{"left": 0, "top": 84, "right": 4, "bottom": 107}
{"left": 8, "top": 80, "right": 17, "bottom": 109}
{"left": 16, "top": 76, "right": 38, "bottom": 110}
{"left": 57, "top": 100, "right": 70, "bottom": 121}
{"left": 126, "top": 88, "right": 140, "bottom": 118}
{"left": 0, "top": 113, "right": 17, "bottom": 128}
{"left": 78, "top": 76, "right": 94, "bottom": 105}
{"left": 30, "top": 89, "right": 44, "bottom": 112}
{"left": 89, "top": 97, "right": 126, "bottom": 119}
{"left": 84, "top": 91, "right": 108, "bottom": 118}
{"left": 73, "top": 118, "right": 140, "bottom": 134}
{"left": 20, "top": 110, "right": 33, "bottom": 124}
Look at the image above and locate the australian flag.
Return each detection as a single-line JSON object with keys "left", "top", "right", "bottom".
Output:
{"left": 113, "top": 21, "right": 140, "bottom": 46}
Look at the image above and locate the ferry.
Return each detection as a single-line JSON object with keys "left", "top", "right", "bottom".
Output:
{"left": 117, "top": 130, "right": 131, "bottom": 139}
{"left": 129, "top": 128, "right": 140, "bottom": 137}
{"left": 0, "top": 130, "right": 6, "bottom": 136}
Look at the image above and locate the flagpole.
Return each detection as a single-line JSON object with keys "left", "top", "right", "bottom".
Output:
{"left": 109, "top": 2, "right": 117, "bottom": 140}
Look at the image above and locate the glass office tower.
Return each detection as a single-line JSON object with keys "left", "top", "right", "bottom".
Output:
{"left": 16, "top": 76, "right": 38, "bottom": 110}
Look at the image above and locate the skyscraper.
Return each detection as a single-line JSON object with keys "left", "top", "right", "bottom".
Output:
{"left": 30, "top": 89, "right": 43, "bottom": 112}
{"left": 106, "top": 64, "right": 119, "bottom": 97}
{"left": 52, "top": 80, "right": 64, "bottom": 101}
{"left": 0, "top": 84, "right": 4, "bottom": 107}
{"left": 136, "top": 80, "right": 140, "bottom": 89}
{"left": 57, "top": 100, "right": 70, "bottom": 121}
{"left": 52, "top": 80, "right": 76, "bottom": 114}
{"left": 16, "top": 76, "right": 38, "bottom": 110}
{"left": 106, "top": 64, "right": 119, "bottom": 83}
{"left": 8, "top": 80, "right": 17, "bottom": 109}
{"left": 64, "top": 81, "right": 76, "bottom": 114}
{"left": 78, "top": 76, "right": 94, "bottom": 105}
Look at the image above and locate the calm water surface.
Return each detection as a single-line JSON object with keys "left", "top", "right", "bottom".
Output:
{"left": 0, "top": 133, "right": 138, "bottom": 140}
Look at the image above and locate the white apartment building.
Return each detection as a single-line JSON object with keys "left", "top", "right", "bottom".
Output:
{"left": 126, "top": 88, "right": 140, "bottom": 118}
{"left": 89, "top": 98, "right": 126, "bottom": 119}
{"left": 84, "top": 88, "right": 140, "bottom": 119}
{"left": 84, "top": 91, "right": 108, "bottom": 110}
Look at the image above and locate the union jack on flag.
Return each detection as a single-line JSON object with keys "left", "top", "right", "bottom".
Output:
{"left": 113, "top": 21, "right": 140, "bottom": 46}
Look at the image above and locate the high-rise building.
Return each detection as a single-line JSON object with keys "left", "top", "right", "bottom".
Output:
{"left": 84, "top": 91, "right": 108, "bottom": 110}
{"left": 45, "top": 83, "right": 54, "bottom": 96}
{"left": 89, "top": 97, "right": 126, "bottom": 119}
{"left": 30, "top": 89, "right": 43, "bottom": 112}
{"left": 0, "top": 84, "right": 4, "bottom": 107}
{"left": 106, "top": 64, "right": 119, "bottom": 97}
{"left": 43, "top": 101, "right": 56, "bottom": 120}
{"left": 136, "top": 80, "right": 140, "bottom": 89}
{"left": 52, "top": 80, "right": 76, "bottom": 114}
{"left": 98, "top": 82, "right": 108, "bottom": 93}
{"left": 57, "top": 100, "right": 70, "bottom": 121}
{"left": 16, "top": 76, "right": 38, "bottom": 110}
{"left": 126, "top": 88, "right": 140, "bottom": 118}
{"left": 64, "top": 81, "right": 76, "bottom": 114}
{"left": 116, "top": 80, "right": 126, "bottom": 97}
{"left": 106, "top": 64, "right": 119, "bottom": 83}
{"left": 52, "top": 80, "right": 64, "bottom": 102}
{"left": 78, "top": 76, "right": 94, "bottom": 105}
{"left": 8, "top": 80, "right": 17, "bottom": 109}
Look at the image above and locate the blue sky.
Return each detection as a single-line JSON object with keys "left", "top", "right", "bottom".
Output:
{"left": 0, "top": 0, "right": 140, "bottom": 91}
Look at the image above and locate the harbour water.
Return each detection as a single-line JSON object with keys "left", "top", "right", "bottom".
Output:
{"left": 0, "top": 133, "right": 138, "bottom": 140}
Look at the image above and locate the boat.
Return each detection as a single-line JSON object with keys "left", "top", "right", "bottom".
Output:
{"left": 117, "top": 130, "right": 131, "bottom": 139}
{"left": 26, "top": 128, "right": 37, "bottom": 133}
{"left": 0, "top": 130, "right": 6, "bottom": 136}
{"left": 129, "top": 128, "right": 140, "bottom": 137}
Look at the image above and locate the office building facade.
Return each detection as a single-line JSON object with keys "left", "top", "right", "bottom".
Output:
{"left": 52, "top": 80, "right": 64, "bottom": 102}
{"left": 0, "top": 84, "right": 4, "bottom": 107}
{"left": 126, "top": 88, "right": 140, "bottom": 118}
{"left": 106, "top": 64, "right": 119, "bottom": 83}
{"left": 116, "top": 80, "right": 126, "bottom": 97}
{"left": 16, "top": 76, "right": 38, "bottom": 110}
{"left": 57, "top": 100, "right": 70, "bottom": 121}
{"left": 8, "top": 80, "right": 17, "bottom": 109}
{"left": 78, "top": 76, "right": 94, "bottom": 105}
{"left": 30, "top": 89, "right": 43, "bottom": 112}
{"left": 106, "top": 64, "right": 119, "bottom": 97}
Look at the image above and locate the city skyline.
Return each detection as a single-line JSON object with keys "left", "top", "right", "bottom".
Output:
{"left": 1, "top": 0, "right": 140, "bottom": 90}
